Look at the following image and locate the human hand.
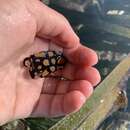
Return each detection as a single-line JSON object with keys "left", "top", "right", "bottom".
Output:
{"left": 0, "top": 0, "right": 100, "bottom": 125}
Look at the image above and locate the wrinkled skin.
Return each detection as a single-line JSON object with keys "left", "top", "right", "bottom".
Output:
{"left": 0, "top": 0, "right": 100, "bottom": 125}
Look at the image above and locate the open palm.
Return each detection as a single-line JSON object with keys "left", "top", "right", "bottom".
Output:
{"left": 0, "top": 0, "right": 100, "bottom": 125}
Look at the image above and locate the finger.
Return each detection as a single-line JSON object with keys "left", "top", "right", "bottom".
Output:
{"left": 64, "top": 45, "right": 98, "bottom": 66}
{"left": 50, "top": 91, "right": 87, "bottom": 117}
{"left": 56, "top": 80, "right": 93, "bottom": 97}
{"left": 42, "top": 78, "right": 59, "bottom": 94}
{"left": 31, "top": 91, "right": 88, "bottom": 117}
{"left": 63, "top": 91, "right": 86, "bottom": 115}
{"left": 42, "top": 78, "right": 93, "bottom": 96}
{"left": 75, "top": 66, "right": 101, "bottom": 86}
{"left": 42, "top": 64, "right": 100, "bottom": 95}
{"left": 55, "top": 63, "right": 101, "bottom": 86}
{"left": 28, "top": 0, "right": 80, "bottom": 49}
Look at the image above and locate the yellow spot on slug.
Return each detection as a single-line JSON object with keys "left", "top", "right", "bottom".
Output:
{"left": 37, "top": 65, "right": 42, "bottom": 70}
{"left": 35, "top": 59, "right": 40, "bottom": 62}
{"left": 34, "top": 52, "right": 46, "bottom": 57}
{"left": 43, "top": 59, "right": 49, "bottom": 66}
{"left": 50, "top": 66, "right": 56, "bottom": 72}
{"left": 42, "top": 70, "right": 49, "bottom": 77}
{"left": 34, "top": 72, "right": 38, "bottom": 76}
{"left": 51, "top": 58, "right": 56, "bottom": 64}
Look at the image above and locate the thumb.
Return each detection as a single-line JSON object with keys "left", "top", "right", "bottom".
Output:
{"left": 27, "top": 0, "right": 80, "bottom": 49}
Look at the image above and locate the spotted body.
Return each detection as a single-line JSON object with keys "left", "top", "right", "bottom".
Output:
{"left": 23, "top": 51, "right": 67, "bottom": 79}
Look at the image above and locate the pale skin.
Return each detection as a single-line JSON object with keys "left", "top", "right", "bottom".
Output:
{"left": 0, "top": 0, "right": 101, "bottom": 125}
